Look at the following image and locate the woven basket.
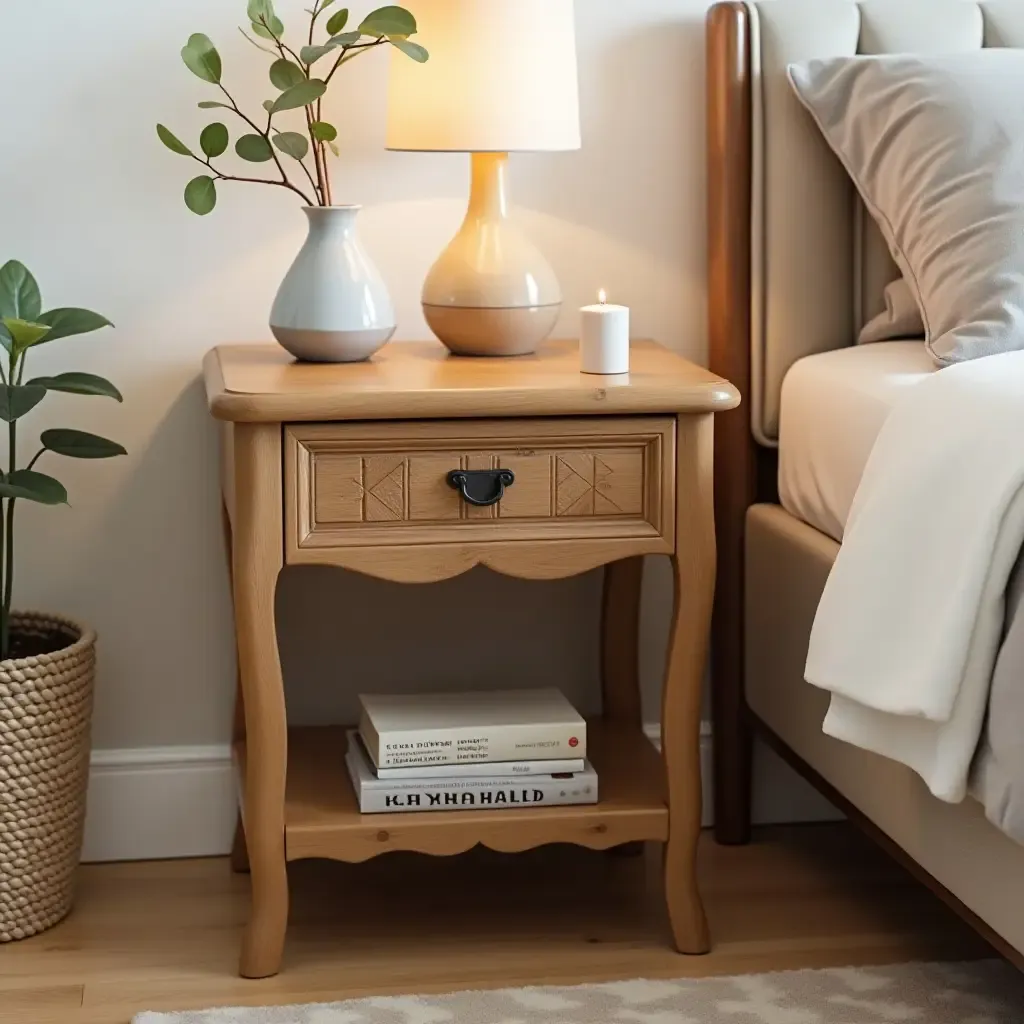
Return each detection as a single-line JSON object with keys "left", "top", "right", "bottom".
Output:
{"left": 0, "top": 612, "right": 96, "bottom": 942}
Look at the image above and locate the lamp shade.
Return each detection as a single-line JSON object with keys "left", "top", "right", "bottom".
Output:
{"left": 386, "top": 0, "right": 581, "bottom": 153}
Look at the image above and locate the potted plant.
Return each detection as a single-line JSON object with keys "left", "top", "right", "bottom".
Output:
{"left": 157, "top": 0, "right": 429, "bottom": 363}
{"left": 0, "top": 260, "right": 125, "bottom": 942}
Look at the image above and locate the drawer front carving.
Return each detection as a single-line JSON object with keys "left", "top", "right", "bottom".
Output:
{"left": 285, "top": 417, "right": 675, "bottom": 555}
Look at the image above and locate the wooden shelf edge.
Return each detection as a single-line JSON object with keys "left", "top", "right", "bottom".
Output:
{"left": 235, "top": 719, "right": 670, "bottom": 864}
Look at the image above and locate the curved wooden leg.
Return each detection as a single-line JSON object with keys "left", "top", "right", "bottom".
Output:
{"left": 662, "top": 414, "right": 712, "bottom": 954}
{"left": 233, "top": 423, "right": 289, "bottom": 979}
{"left": 231, "top": 813, "right": 251, "bottom": 874}
{"left": 602, "top": 556, "right": 646, "bottom": 856}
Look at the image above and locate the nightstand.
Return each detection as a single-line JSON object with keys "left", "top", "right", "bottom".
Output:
{"left": 203, "top": 339, "right": 740, "bottom": 978}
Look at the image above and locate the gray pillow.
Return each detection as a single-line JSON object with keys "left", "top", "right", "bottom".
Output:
{"left": 789, "top": 50, "right": 1024, "bottom": 366}
{"left": 860, "top": 278, "right": 924, "bottom": 345}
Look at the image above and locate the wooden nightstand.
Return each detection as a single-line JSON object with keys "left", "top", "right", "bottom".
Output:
{"left": 204, "top": 339, "right": 740, "bottom": 979}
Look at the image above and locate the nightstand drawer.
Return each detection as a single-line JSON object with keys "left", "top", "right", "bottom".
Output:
{"left": 285, "top": 417, "right": 675, "bottom": 555}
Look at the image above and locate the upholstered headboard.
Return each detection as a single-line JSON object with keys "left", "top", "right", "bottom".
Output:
{"left": 739, "top": 0, "right": 1024, "bottom": 445}
{"left": 706, "top": 0, "right": 1024, "bottom": 841}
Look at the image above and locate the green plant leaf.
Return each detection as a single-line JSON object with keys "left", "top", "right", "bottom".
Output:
{"left": 250, "top": 19, "right": 284, "bottom": 39}
{"left": 310, "top": 120, "right": 337, "bottom": 142}
{"left": 273, "top": 132, "right": 309, "bottom": 161}
{"left": 0, "top": 385, "right": 45, "bottom": 423}
{"left": 359, "top": 5, "right": 416, "bottom": 36}
{"left": 200, "top": 123, "right": 229, "bottom": 159}
{"left": 2, "top": 318, "right": 51, "bottom": 356}
{"left": 247, "top": 0, "right": 284, "bottom": 37}
{"left": 156, "top": 124, "right": 193, "bottom": 158}
{"left": 328, "top": 30, "right": 361, "bottom": 46}
{"left": 184, "top": 175, "right": 217, "bottom": 215}
{"left": 235, "top": 134, "right": 274, "bottom": 162}
{"left": 181, "top": 33, "right": 222, "bottom": 84}
{"left": 271, "top": 79, "right": 326, "bottom": 113}
{"left": 262, "top": 99, "right": 276, "bottom": 113}
{"left": 0, "top": 262, "right": 42, "bottom": 321}
{"left": 0, "top": 470, "right": 68, "bottom": 505}
{"left": 198, "top": 100, "right": 232, "bottom": 110}
{"left": 27, "top": 373, "right": 123, "bottom": 401}
{"left": 389, "top": 37, "right": 428, "bottom": 62}
{"left": 316, "top": 0, "right": 337, "bottom": 13}
{"left": 299, "top": 44, "right": 332, "bottom": 64}
{"left": 41, "top": 428, "right": 127, "bottom": 460}
{"left": 0, "top": 323, "right": 10, "bottom": 354}
{"left": 325, "top": 6, "right": 349, "bottom": 33}
{"left": 270, "top": 58, "right": 305, "bottom": 89}
{"left": 328, "top": 140, "right": 339, "bottom": 157}
{"left": 35, "top": 308, "right": 112, "bottom": 343}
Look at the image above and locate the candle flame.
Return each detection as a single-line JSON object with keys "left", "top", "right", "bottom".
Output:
{"left": 598, "top": 289, "right": 607, "bottom": 304}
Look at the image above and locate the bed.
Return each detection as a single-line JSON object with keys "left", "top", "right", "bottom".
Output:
{"left": 706, "top": 0, "right": 1024, "bottom": 966}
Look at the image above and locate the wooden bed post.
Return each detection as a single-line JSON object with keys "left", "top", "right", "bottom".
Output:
{"left": 707, "top": 1, "right": 756, "bottom": 845}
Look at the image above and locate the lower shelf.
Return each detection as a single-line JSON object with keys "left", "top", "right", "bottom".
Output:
{"left": 234, "top": 719, "right": 669, "bottom": 863}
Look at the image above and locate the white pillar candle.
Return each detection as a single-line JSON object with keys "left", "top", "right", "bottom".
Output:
{"left": 580, "top": 290, "right": 630, "bottom": 374}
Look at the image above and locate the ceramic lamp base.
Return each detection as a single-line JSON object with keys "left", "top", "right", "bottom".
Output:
{"left": 423, "top": 152, "right": 562, "bottom": 358}
{"left": 424, "top": 303, "right": 561, "bottom": 357}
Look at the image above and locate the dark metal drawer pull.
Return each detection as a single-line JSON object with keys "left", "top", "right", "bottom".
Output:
{"left": 446, "top": 468, "right": 515, "bottom": 508}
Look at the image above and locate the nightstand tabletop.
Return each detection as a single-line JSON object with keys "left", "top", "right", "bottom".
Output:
{"left": 204, "top": 339, "right": 740, "bottom": 422}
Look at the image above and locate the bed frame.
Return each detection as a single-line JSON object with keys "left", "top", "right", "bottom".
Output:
{"left": 706, "top": 0, "right": 1024, "bottom": 966}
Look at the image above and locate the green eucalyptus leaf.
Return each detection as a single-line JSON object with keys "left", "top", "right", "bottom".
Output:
{"left": 2, "top": 318, "right": 51, "bottom": 356}
{"left": 328, "top": 30, "right": 361, "bottom": 46}
{"left": 42, "top": 428, "right": 127, "bottom": 460}
{"left": 0, "top": 323, "right": 10, "bottom": 354}
{"left": 273, "top": 132, "right": 309, "bottom": 161}
{"left": 0, "top": 470, "right": 68, "bottom": 506}
{"left": 310, "top": 120, "right": 337, "bottom": 142}
{"left": 200, "top": 122, "right": 229, "bottom": 159}
{"left": 27, "top": 373, "right": 123, "bottom": 401}
{"left": 235, "top": 134, "right": 274, "bottom": 162}
{"left": 35, "top": 308, "right": 112, "bottom": 342}
{"left": 0, "top": 385, "right": 45, "bottom": 423}
{"left": 325, "top": 6, "right": 349, "bottom": 33}
{"left": 359, "top": 5, "right": 416, "bottom": 36}
{"left": 247, "top": 0, "right": 284, "bottom": 36}
{"left": 299, "top": 44, "right": 332, "bottom": 64}
{"left": 271, "top": 79, "right": 326, "bottom": 113}
{"left": 156, "top": 124, "right": 193, "bottom": 157}
{"left": 0, "top": 262, "right": 42, "bottom": 322}
{"left": 198, "top": 100, "right": 232, "bottom": 110}
{"left": 184, "top": 175, "right": 217, "bottom": 215}
{"left": 316, "top": 0, "right": 337, "bottom": 12}
{"left": 262, "top": 99, "right": 276, "bottom": 113}
{"left": 181, "top": 33, "right": 222, "bottom": 84}
{"left": 328, "top": 141, "right": 340, "bottom": 156}
{"left": 389, "top": 37, "right": 428, "bottom": 62}
{"left": 270, "top": 58, "right": 305, "bottom": 89}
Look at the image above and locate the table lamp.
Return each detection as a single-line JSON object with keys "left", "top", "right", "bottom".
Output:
{"left": 387, "top": 0, "right": 581, "bottom": 357}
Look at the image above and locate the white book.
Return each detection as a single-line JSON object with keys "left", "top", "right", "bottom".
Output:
{"left": 358, "top": 688, "right": 587, "bottom": 769}
{"left": 345, "top": 731, "right": 598, "bottom": 814}
{"left": 362, "top": 736, "right": 585, "bottom": 780}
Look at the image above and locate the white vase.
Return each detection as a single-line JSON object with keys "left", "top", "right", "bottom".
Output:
{"left": 270, "top": 205, "right": 396, "bottom": 363}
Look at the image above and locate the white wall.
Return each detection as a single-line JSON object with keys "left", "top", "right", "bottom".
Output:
{"left": 5, "top": 0, "right": 837, "bottom": 859}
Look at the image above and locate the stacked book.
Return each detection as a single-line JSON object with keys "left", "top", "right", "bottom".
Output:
{"left": 346, "top": 688, "right": 598, "bottom": 814}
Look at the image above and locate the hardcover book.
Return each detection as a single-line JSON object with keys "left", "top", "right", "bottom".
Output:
{"left": 345, "top": 730, "right": 598, "bottom": 814}
{"left": 358, "top": 688, "right": 587, "bottom": 769}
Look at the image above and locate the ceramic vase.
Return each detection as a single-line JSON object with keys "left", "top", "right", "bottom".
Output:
{"left": 270, "top": 205, "right": 396, "bottom": 363}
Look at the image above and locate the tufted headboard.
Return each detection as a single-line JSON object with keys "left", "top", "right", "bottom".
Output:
{"left": 706, "top": 0, "right": 1024, "bottom": 840}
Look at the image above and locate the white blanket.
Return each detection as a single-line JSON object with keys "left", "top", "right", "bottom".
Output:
{"left": 805, "top": 351, "right": 1024, "bottom": 802}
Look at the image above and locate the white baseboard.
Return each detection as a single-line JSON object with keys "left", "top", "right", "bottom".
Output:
{"left": 82, "top": 727, "right": 840, "bottom": 863}
{"left": 83, "top": 745, "right": 236, "bottom": 863}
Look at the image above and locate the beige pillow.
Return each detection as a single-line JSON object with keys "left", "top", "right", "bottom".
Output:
{"left": 860, "top": 278, "right": 924, "bottom": 345}
{"left": 789, "top": 51, "right": 1024, "bottom": 366}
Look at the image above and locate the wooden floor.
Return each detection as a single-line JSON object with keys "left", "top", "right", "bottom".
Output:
{"left": 1, "top": 825, "right": 994, "bottom": 1024}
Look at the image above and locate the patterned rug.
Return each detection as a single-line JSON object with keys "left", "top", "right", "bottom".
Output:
{"left": 135, "top": 960, "right": 1024, "bottom": 1023}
